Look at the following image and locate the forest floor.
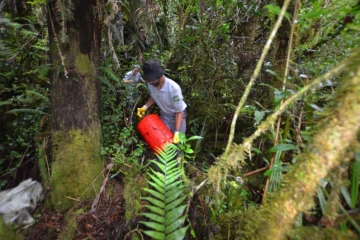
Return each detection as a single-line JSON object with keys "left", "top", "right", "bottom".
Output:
{"left": 25, "top": 178, "right": 130, "bottom": 240}
{"left": 12, "top": 142, "right": 219, "bottom": 239}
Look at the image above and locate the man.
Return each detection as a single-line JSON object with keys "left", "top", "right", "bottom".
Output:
{"left": 123, "top": 64, "right": 144, "bottom": 121}
{"left": 123, "top": 64, "right": 143, "bottom": 84}
{"left": 137, "top": 60, "right": 187, "bottom": 144}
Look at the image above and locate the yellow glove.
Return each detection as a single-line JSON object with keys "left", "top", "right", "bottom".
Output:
{"left": 173, "top": 131, "right": 180, "bottom": 144}
{"left": 137, "top": 105, "right": 148, "bottom": 118}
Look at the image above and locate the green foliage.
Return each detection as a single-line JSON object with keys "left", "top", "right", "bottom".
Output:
{"left": 176, "top": 133, "right": 202, "bottom": 159}
{"left": 264, "top": 4, "right": 291, "bottom": 22}
{"left": 0, "top": 88, "right": 50, "bottom": 187}
{"left": 0, "top": 218, "right": 23, "bottom": 240}
{"left": 98, "top": 62, "right": 149, "bottom": 223}
{"left": 340, "top": 152, "right": 360, "bottom": 211}
{"left": 106, "top": 126, "right": 147, "bottom": 177}
{"left": 99, "top": 65, "right": 147, "bottom": 178}
{"left": 350, "top": 152, "right": 360, "bottom": 209}
{"left": 290, "top": 226, "right": 358, "bottom": 240}
{"left": 296, "top": 0, "right": 360, "bottom": 75}
{"left": 141, "top": 143, "right": 189, "bottom": 240}
{"left": 162, "top": 0, "right": 251, "bottom": 143}
{"left": 55, "top": 0, "right": 75, "bottom": 43}
{"left": 1, "top": 0, "right": 360, "bottom": 238}
{"left": 124, "top": 173, "right": 147, "bottom": 221}
{"left": 0, "top": 1, "right": 49, "bottom": 187}
{"left": 268, "top": 143, "right": 297, "bottom": 152}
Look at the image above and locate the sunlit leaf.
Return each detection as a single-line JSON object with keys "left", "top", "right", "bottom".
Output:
{"left": 269, "top": 144, "right": 297, "bottom": 152}
{"left": 254, "top": 110, "right": 265, "bottom": 126}
{"left": 264, "top": 4, "right": 290, "bottom": 22}
{"left": 299, "top": 10, "right": 328, "bottom": 20}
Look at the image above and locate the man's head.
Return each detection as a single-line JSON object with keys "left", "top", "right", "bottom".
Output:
{"left": 132, "top": 64, "right": 140, "bottom": 74}
{"left": 142, "top": 60, "right": 165, "bottom": 86}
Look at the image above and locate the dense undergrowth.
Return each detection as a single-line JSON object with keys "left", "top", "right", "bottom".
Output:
{"left": 1, "top": 0, "right": 360, "bottom": 239}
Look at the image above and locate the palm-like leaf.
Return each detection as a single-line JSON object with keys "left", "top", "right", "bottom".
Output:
{"left": 141, "top": 143, "right": 189, "bottom": 240}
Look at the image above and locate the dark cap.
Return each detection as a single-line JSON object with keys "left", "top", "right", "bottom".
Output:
{"left": 142, "top": 60, "right": 165, "bottom": 82}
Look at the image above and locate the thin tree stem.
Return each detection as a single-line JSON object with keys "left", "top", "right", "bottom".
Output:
{"left": 262, "top": 0, "right": 301, "bottom": 204}
{"left": 242, "top": 59, "right": 347, "bottom": 149}
{"left": 224, "top": 0, "right": 292, "bottom": 158}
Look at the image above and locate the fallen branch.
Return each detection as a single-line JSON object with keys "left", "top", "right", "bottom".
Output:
{"left": 91, "top": 163, "right": 113, "bottom": 213}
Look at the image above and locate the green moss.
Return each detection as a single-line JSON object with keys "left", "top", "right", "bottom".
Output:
{"left": 75, "top": 53, "right": 94, "bottom": 77}
{"left": 210, "top": 210, "right": 244, "bottom": 240}
{"left": 290, "top": 226, "right": 358, "bottom": 240}
{"left": 124, "top": 172, "right": 147, "bottom": 221}
{"left": 38, "top": 141, "right": 50, "bottom": 185}
{"left": 57, "top": 207, "right": 85, "bottom": 240}
{"left": 49, "top": 42, "right": 61, "bottom": 67}
{"left": 50, "top": 126, "right": 103, "bottom": 212}
{"left": 0, "top": 218, "right": 23, "bottom": 240}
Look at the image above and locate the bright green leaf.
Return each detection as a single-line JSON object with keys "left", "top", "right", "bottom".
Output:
{"left": 269, "top": 144, "right": 297, "bottom": 152}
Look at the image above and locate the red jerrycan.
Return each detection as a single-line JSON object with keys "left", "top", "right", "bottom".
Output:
{"left": 137, "top": 114, "right": 174, "bottom": 153}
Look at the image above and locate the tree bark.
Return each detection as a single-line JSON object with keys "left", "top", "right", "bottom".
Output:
{"left": 47, "top": 0, "right": 103, "bottom": 212}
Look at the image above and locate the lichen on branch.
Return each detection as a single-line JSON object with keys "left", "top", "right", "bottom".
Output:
{"left": 240, "top": 51, "right": 360, "bottom": 239}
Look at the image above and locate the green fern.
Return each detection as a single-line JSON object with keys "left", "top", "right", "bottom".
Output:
{"left": 0, "top": 100, "right": 13, "bottom": 107}
{"left": 7, "top": 108, "right": 49, "bottom": 116}
{"left": 55, "top": 0, "right": 75, "bottom": 43}
{"left": 0, "top": 41, "right": 13, "bottom": 58}
{"left": 0, "top": 17, "right": 19, "bottom": 58}
{"left": 98, "top": 75, "right": 116, "bottom": 92}
{"left": 26, "top": 90, "right": 50, "bottom": 103}
{"left": 99, "top": 66, "right": 121, "bottom": 83}
{"left": 141, "top": 143, "right": 189, "bottom": 240}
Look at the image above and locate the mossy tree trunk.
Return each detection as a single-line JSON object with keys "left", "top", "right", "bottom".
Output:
{"left": 240, "top": 53, "right": 360, "bottom": 239}
{"left": 47, "top": 0, "right": 103, "bottom": 212}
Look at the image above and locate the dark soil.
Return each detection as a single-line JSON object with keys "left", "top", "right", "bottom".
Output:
{"left": 25, "top": 179, "right": 127, "bottom": 240}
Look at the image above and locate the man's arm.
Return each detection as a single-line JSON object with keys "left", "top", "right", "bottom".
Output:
{"left": 144, "top": 97, "right": 155, "bottom": 108}
{"left": 137, "top": 97, "right": 155, "bottom": 118}
{"left": 175, "top": 112, "right": 183, "bottom": 132}
{"left": 173, "top": 111, "right": 183, "bottom": 143}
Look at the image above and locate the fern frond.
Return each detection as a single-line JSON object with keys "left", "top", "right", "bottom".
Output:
{"left": 18, "top": 16, "right": 37, "bottom": 32}
{"left": 0, "top": 17, "right": 21, "bottom": 29}
{"left": 0, "top": 41, "right": 13, "bottom": 58}
{"left": 98, "top": 75, "right": 116, "bottom": 92}
{"left": 7, "top": 108, "right": 49, "bottom": 116}
{"left": 99, "top": 66, "right": 121, "bottom": 83}
{"left": 56, "top": 0, "right": 75, "bottom": 22}
{"left": 59, "top": 30, "right": 69, "bottom": 43}
{"left": 0, "top": 17, "right": 11, "bottom": 24}
{"left": 55, "top": 0, "right": 75, "bottom": 43}
{"left": 26, "top": 90, "right": 50, "bottom": 103}
{"left": 64, "top": 0, "right": 75, "bottom": 21}
{"left": 141, "top": 143, "right": 189, "bottom": 240}
{"left": 0, "top": 101, "right": 13, "bottom": 107}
